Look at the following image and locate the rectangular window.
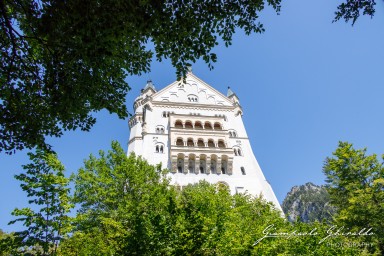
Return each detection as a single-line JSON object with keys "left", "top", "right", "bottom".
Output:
{"left": 241, "top": 167, "right": 246, "bottom": 175}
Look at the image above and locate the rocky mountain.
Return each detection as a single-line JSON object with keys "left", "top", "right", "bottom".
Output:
{"left": 282, "top": 182, "right": 336, "bottom": 223}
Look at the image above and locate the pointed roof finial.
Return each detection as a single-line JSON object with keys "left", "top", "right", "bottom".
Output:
{"left": 227, "top": 86, "right": 234, "bottom": 97}
{"left": 144, "top": 79, "right": 156, "bottom": 91}
{"left": 187, "top": 66, "right": 193, "bottom": 73}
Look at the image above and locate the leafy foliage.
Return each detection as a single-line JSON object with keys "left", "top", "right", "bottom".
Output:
{"left": 60, "top": 142, "right": 284, "bottom": 255}
{"left": 0, "top": 0, "right": 281, "bottom": 154}
{"left": 3, "top": 141, "right": 379, "bottom": 255}
{"left": 8, "top": 149, "right": 72, "bottom": 255}
{"left": 334, "top": 0, "right": 377, "bottom": 25}
{"left": 323, "top": 141, "right": 384, "bottom": 254}
{"left": 59, "top": 141, "right": 367, "bottom": 255}
{"left": 0, "top": 229, "right": 15, "bottom": 256}
{"left": 69, "top": 141, "right": 177, "bottom": 255}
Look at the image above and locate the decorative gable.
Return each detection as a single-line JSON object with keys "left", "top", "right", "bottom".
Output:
{"left": 152, "top": 73, "right": 233, "bottom": 106}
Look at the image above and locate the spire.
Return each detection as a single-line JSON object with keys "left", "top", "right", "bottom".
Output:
{"left": 187, "top": 66, "right": 193, "bottom": 73}
{"left": 227, "top": 86, "right": 240, "bottom": 106}
{"left": 144, "top": 79, "right": 156, "bottom": 91}
{"left": 227, "top": 86, "right": 234, "bottom": 97}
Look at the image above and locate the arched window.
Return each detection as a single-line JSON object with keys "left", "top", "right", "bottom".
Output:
{"left": 185, "top": 121, "right": 193, "bottom": 129}
{"left": 187, "top": 138, "right": 194, "bottom": 147}
{"left": 204, "top": 122, "right": 212, "bottom": 130}
{"left": 211, "top": 155, "right": 217, "bottom": 174}
{"left": 155, "top": 143, "right": 164, "bottom": 153}
{"left": 200, "top": 155, "right": 207, "bottom": 174}
{"left": 197, "top": 139, "right": 205, "bottom": 147}
{"left": 221, "top": 156, "right": 228, "bottom": 174}
{"left": 177, "top": 161, "right": 183, "bottom": 173}
{"left": 177, "top": 154, "right": 184, "bottom": 173}
{"left": 175, "top": 120, "right": 183, "bottom": 128}
{"left": 233, "top": 147, "right": 242, "bottom": 157}
{"left": 187, "top": 94, "right": 198, "bottom": 102}
{"left": 218, "top": 140, "right": 225, "bottom": 148}
{"left": 176, "top": 138, "right": 184, "bottom": 146}
{"left": 188, "top": 154, "right": 196, "bottom": 173}
{"left": 195, "top": 121, "right": 203, "bottom": 129}
{"left": 229, "top": 130, "right": 237, "bottom": 137}
{"left": 214, "top": 122, "right": 222, "bottom": 130}
{"left": 208, "top": 139, "right": 215, "bottom": 148}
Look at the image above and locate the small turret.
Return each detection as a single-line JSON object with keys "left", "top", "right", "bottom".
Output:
{"left": 227, "top": 86, "right": 240, "bottom": 105}
{"left": 144, "top": 80, "right": 156, "bottom": 92}
{"left": 133, "top": 80, "right": 156, "bottom": 113}
{"left": 227, "top": 87, "right": 234, "bottom": 97}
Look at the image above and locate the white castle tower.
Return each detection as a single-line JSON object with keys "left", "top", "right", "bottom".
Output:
{"left": 127, "top": 71, "right": 281, "bottom": 210}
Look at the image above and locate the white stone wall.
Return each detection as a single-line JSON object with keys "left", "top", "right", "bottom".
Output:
{"left": 127, "top": 73, "right": 282, "bottom": 211}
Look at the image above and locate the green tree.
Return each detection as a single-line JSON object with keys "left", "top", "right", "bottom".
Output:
{"left": 334, "top": 0, "right": 377, "bottom": 25}
{"left": 174, "top": 181, "right": 286, "bottom": 255}
{"left": 270, "top": 221, "right": 372, "bottom": 256}
{"left": 61, "top": 142, "right": 287, "bottom": 255}
{"left": 165, "top": 181, "right": 364, "bottom": 255}
{"left": 0, "top": 229, "right": 13, "bottom": 256}
{"left": 323, "top": 141, "right": 384, "bottom": 254}
{"left": 9, "top": 149, "right": 72, "bottom": 256}
{"left": 58, "top": 141, "right": 368, "bottom": 255}
{"left": 0, "top": 0, "right": 281, "bottom": 154}
{"left": 68, "top": 141, "right": 177, "bottom": 255}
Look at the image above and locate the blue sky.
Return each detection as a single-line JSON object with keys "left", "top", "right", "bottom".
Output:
{"left": 1, "top": 0, "right": 384, "bottom": 232}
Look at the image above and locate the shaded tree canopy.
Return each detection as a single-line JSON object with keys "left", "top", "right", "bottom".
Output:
{"left": 0, "top": 0, "right": 281, "bottom": 154}
{"left": 334, "top": 0, "right": 377, "bottom": 25}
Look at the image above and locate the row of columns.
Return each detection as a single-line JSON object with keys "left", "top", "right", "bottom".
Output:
{"left": 174, "top": 121, "right": 222, "bottom": 130}
{"left": 171, "top": 155, "right": 233, "bottom": 175}
{"left": 128, "top": 115, "right": 142, "bottom": 128}
{"left": 177, "top": 140, "right": 226, "bottom": 148}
